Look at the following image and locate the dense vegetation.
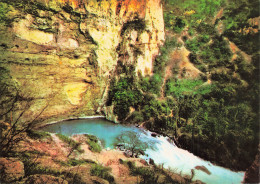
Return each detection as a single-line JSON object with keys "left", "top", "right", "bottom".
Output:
{"left": 108, "top": 0, "right": 259, "bottom": 170}
{"left": 120, "top": 160, "right": 191, "bottom": 184}
{"left": 90, "top": 164, "right": 115, "bottom": 183}
{"left": 84, "top": 134, "right": 103, "bottom": 153}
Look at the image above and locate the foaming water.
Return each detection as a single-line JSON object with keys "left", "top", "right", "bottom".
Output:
{"left": 139, "top": 132, "right": 244, "bottom": 184}
{"left": 41, "top": 118, "right": 244, "bottom": 184}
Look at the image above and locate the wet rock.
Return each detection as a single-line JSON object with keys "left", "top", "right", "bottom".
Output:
{"left": 149, "top": 158, "right": 155, "bottom": 165}
{"left": 151, "top": 133, "right": 157, "bottom": 137}
{"left": 195, "top": 166, "right": 211, "bottom": 175}
{"left": 168, "top": 173, "right": 186, "bottom": 184}
{"left": 24, "top": 174, "right": 68, "bottom": 184}
{"left": 0, "top": 157, "right": 24, "bottom": 183}
{"left": 244, "top": 146, "right": 260, "bottom": 183}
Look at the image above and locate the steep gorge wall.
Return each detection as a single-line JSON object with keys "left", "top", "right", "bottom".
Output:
{"left": 0, "top": 0, "right": 164, "bottom": 124}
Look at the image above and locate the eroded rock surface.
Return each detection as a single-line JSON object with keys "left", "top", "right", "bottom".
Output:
{"left": 0, "top": 0, "right": 164, "bottom": 123}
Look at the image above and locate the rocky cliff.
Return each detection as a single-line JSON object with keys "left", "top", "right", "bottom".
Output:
{"left": 0, "top": 0, "right": 164, "bottom": 123}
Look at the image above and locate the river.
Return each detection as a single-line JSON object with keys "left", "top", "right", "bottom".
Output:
{"left": 41, "top": 118, "right": 244, "bottom": 184}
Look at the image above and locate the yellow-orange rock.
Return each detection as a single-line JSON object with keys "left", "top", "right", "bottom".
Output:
{"left": 0, "top": 0, "right": 165, "bottom": 123}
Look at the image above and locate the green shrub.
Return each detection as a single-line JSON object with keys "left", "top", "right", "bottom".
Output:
{"left": 88, "top": 141, "right": 102, "bottom": 153}
{"left": 188, "top": 53, "right": 200, "bottom": 65}
{"left": 198, "top": 35, "right": 210, "bottom": 43}
{"left": 27, "top": 130, "right": 50, "bottom": 140}
{"left": 57, "top": 133, "right": 74, "bottom": 145}
{"left": 125, "top": 161, "right": 159, "bottom": 184}
{"left": 109, "top": 77, "right": 143, "bottom": 120}
{"left": 56, "top": 134, "right": 83, "bottom": 153}
{"left": 23, "top": 158, "right": 62, "bottom": 177}
{"left": 188, "top": 28, "right": 194, "bottom": 36}
{"left": 198, "top": 36, "right": 232, "bottom": 69}
{"left": 126, "top": 161, "right": 135, "bottom": 170}
{"left": 68, "top": 158, "right": 88, "bottom": 166}
{"left": 148, "top": 74, "right": 162, "bottom": 94}
{"left": 185, "top": 37, "right": 201, "bottom": 53}
{"left": 84, "top": 134, "right": 102, "bottom": 153}
{"left": 85, "top": 134, "right": 98, "bottom": 143}
{"left": 174, "top": 17, "right": 186, "bottom": 33}
{"left": 121, "top": 19, "right": 146, "bottom": 35}
{"left": 139, "top": 77, "right": 150, "bottom": 92}
{"left": 90, "top": 164, "right": 114, "bottom": 183}
{"left": 165, "top": 79, "right": 207, "bottom": 97}
{"left": 196, "top": 23, "right": 216, "bottom": 35}
{"left": 153, "top": 37, "right": 176, "bottom": 75}
{"left": 131, "top": 111, "right": 144, "bottom": 123}
{"left": 56, "top": 158, "right": 96, "bottom": 167}
{"left": 197, "top": 64, "right": 207, "bottom": 73}
{"left": 0, "top": 2, "right": 12, "bottom": 24}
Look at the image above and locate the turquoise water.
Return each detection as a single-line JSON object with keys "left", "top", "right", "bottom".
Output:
{"left": 42, "top": 118, "right": 143, "bottom": 148}
{"left": 41, "top": 118, "right": 244, "bottom": 184}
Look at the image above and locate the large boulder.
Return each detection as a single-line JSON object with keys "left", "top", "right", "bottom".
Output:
{"left": 24, "top": 174, "right": 68, "bottom": 184}
{"left": 195, "top": 165, "right": 211, "bottom": 175}
{"left": 0, "top": 157, "right": 24, "bottom": 183}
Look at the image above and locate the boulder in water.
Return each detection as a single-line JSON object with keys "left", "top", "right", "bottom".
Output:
{"left": 151, "top": 133, "right": 157, "bottom": 137}
{"left": 149, "top": 158, "right": 155, "bottom": 165}
{"left": 195, "top": 166, "right": 211, "bottom": 175}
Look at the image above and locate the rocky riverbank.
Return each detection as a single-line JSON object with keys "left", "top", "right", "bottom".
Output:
{"left": 0, "top": 121, "right": 204, "bottom": 184}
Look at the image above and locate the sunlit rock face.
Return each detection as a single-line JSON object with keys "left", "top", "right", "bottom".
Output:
{"left": 0, "top": 0, "right": 164, "bottom": 123}
{"left": 37, "top": 0, "right": 165, "bottom": 75}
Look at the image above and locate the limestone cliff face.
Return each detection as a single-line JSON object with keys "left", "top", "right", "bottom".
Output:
{"left": 0, "top": 0, "right": 164, "bottom": 123}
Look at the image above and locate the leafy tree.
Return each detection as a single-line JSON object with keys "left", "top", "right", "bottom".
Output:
{"left": 114, "top": 131, "right": 148, "bottom": 157}
{"left": 108, "top": 77, "right": 142, "bottom": 121}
